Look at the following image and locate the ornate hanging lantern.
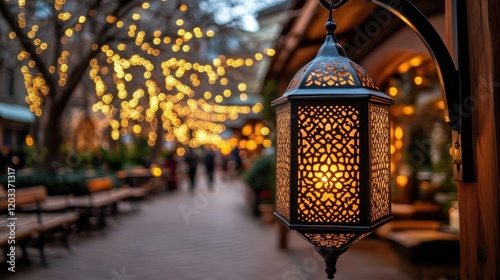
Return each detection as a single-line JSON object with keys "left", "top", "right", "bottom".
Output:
{"left": 272, "top": 1, "right": 394, "bottom": 278}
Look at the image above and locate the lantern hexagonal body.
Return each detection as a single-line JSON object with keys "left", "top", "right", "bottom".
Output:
{"left": 272, "top": 34, "right": 394, "bottom": 245}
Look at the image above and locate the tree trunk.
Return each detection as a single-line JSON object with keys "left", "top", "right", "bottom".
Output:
{"left": 39, "top": 99, "right": 65, "bottom": 171}
{"left": 149, "top": 109, "right": 164, "bottom": 164}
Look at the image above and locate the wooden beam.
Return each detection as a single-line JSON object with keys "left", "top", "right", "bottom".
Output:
{"left": 446, "top": 0, "right": 500, "bottom": 279}
{"left": 271, "top": 0, "right": 318, "bottom": 78}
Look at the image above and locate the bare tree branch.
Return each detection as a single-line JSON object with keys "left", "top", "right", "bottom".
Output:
{"left": 0, "top": 0, "right": 56, "bottom": 95}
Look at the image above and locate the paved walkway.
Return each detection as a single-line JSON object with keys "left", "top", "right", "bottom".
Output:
{"left": 2, "top": 169, "right": 412, "bottom": 280}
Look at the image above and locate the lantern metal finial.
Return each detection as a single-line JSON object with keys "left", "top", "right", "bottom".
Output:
{"left": 315, "top": 246, "right": 349, "bottom": 279}
{"left": 319, "top": 0, "right": 349, "bottom": 11}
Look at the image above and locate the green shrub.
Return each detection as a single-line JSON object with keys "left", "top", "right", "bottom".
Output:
{"left": 243, "top": 154, "right": 276, "bottom": 204}
{"left": 0, "top": 169, "right": 117, "bottom": 196}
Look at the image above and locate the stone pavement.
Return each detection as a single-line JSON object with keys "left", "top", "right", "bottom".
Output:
{"left": 2, "top": 169, "right": 412, "bottom": 280}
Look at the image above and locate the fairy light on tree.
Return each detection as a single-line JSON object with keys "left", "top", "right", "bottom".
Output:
{"left": 87, "top": 2, "right": 275, "bottom": 149}
{"left": 0, "top": 0, "right": 278, "bottom": 166}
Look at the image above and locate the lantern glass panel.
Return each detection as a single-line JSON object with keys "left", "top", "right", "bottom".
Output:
{"left": 296, "top": 104, "right": 361, "bottom": 224}
{"left": 369, "top": 105, "right": 391, "bottom": 222}
{"left": 276, "top": 104, "right": 291, "bottom": 221}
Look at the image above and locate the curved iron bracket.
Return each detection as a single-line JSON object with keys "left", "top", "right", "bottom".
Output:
{"left": 367, "top": 0, "right": 460, "bottom": 129}
{"left": 365, "top": 0, "right": 474, "bottom": 182}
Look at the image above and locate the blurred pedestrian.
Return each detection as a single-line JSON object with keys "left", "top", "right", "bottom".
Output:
{"left": 164, "top": 152, "right": 178, "bottom": 191}
{"left": 0, "top": 146, "right": 13, "bottom": 173}
{"left": 203, "top": 150, "right": 216, "bottom": 190}
{"left": 12, "top": 147, "right": 26, "bottom": 169}
{"left": 92, "top": 150, "right": 103, "bottom": 169}
{"left": 185, "top": 149, "right": 199, "bottom": 192}
{"left": 228, "top": 147, "right": 243, "bottom": 176}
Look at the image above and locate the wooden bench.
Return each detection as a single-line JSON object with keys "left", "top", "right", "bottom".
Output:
{"left": 391, "top": 202, "right": 445, "bottom": 220}
{"left": 117, "top": 167, "right": 169, "bottom": 193}
{"left": 70, "top": 176, "right": 146, "bottom": 229}
{"left": 376, "top": 220, "right": 460, "bottom": 279}
{"left": 20, "top": 194, "right": 73, "bottom": 213}
{"left": 77, "top": 176, "right": 146, "bottom": 207}
{"left": 0, "top": 186, "right": 79, "bottom": 267}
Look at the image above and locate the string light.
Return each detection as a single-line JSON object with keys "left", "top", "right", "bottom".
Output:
{"left": 9, "top": 1, "right": 275, "bottom": 150}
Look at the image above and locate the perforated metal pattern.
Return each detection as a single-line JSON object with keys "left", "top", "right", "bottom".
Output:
{"left": 300, "top": 232, "right": 372, "bottom": 249}
{"left": 305, "top": 59, "right": 356, "bottom": 87}
{"left": 303, "top": 233, "right": 356, "bottom": 248}
{"left": 297, "top": 105, "right": 361, "bottom": 223}
{"left": 350, "top": 62, "right": 380, "bottom": 90}
{"left": 276, "top": 106, "right": 291, "bottom": 220}
{"left": 369, "top": 106, "right": 390, "bottom": 222}
{"left": 286, "top": 62, "right": 313, "bottom": 91}
{"left": 284, "top": 59, "right": 380, "bottom": 91}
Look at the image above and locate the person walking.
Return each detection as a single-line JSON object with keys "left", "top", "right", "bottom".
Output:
{"left": 164, "top": 152, "right": 178, "bottom": 191}
{"left": 185, "top": 149, "right": 199, "bottom": 192}
{"left": 203, "top": 150, "right": 216, "bottom": 190}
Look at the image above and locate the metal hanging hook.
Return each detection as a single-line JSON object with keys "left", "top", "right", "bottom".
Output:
{"left": 319, "top": 0, "right": 349, "bottom": 11}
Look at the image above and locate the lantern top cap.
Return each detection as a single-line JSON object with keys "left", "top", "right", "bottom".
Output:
{"left": 272, "top": 5, "right": 393, "bottom": 106}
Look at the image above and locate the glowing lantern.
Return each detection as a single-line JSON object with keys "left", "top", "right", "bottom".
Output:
{"left": 272, "top": 2, "right": 394, "bottom": 278}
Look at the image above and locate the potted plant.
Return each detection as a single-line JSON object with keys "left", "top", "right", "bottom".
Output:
{"left": 243, "top": 153, "right": 276, "bottom": 223}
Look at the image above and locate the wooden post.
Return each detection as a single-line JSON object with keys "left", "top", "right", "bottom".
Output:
{"left": 278, "top": 223, "right": 288, "bottom": 249}
{"left": 447, "top": 1, "right": 500, "bottom": 279}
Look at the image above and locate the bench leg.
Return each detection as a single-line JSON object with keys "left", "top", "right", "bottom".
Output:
{"left": 76, "top": 210, "right": 90, "bottom": 232}
{"left": 111, "top": 202, "right": 118, "bottom": 215}
{"left": 19, "top": 241, "right": 31, "bottom": 264}
{"left": 98, "top": 208, "right": 107, "bottom": 228}
{"left": 61, "top": 227, "right": 73, "bottom": 255}
{"left": 37, "top": 234, "right": 48, "bottom": 268}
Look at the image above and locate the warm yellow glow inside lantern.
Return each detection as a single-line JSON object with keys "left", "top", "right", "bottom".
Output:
{"left": 294, "top": 105, "right": 362, "bottom": 223}
{"left": 317, "top": 164, "right": 344, "bottom": 190}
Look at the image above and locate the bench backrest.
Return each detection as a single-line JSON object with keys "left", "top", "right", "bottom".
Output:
{"left": 0, "top": 186, "right": 6, "bottom": 211}
{"left": 15, "top": 186, "right": 47, "bottom": 205}
{"left": 116, "top": 168, "right": 152, "bottom": 180}
{"left": 86, "top": 177, "right": 114, "bottom": 193}
{"left": 0, "top": 185, "right": 47, "bottom": 211}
